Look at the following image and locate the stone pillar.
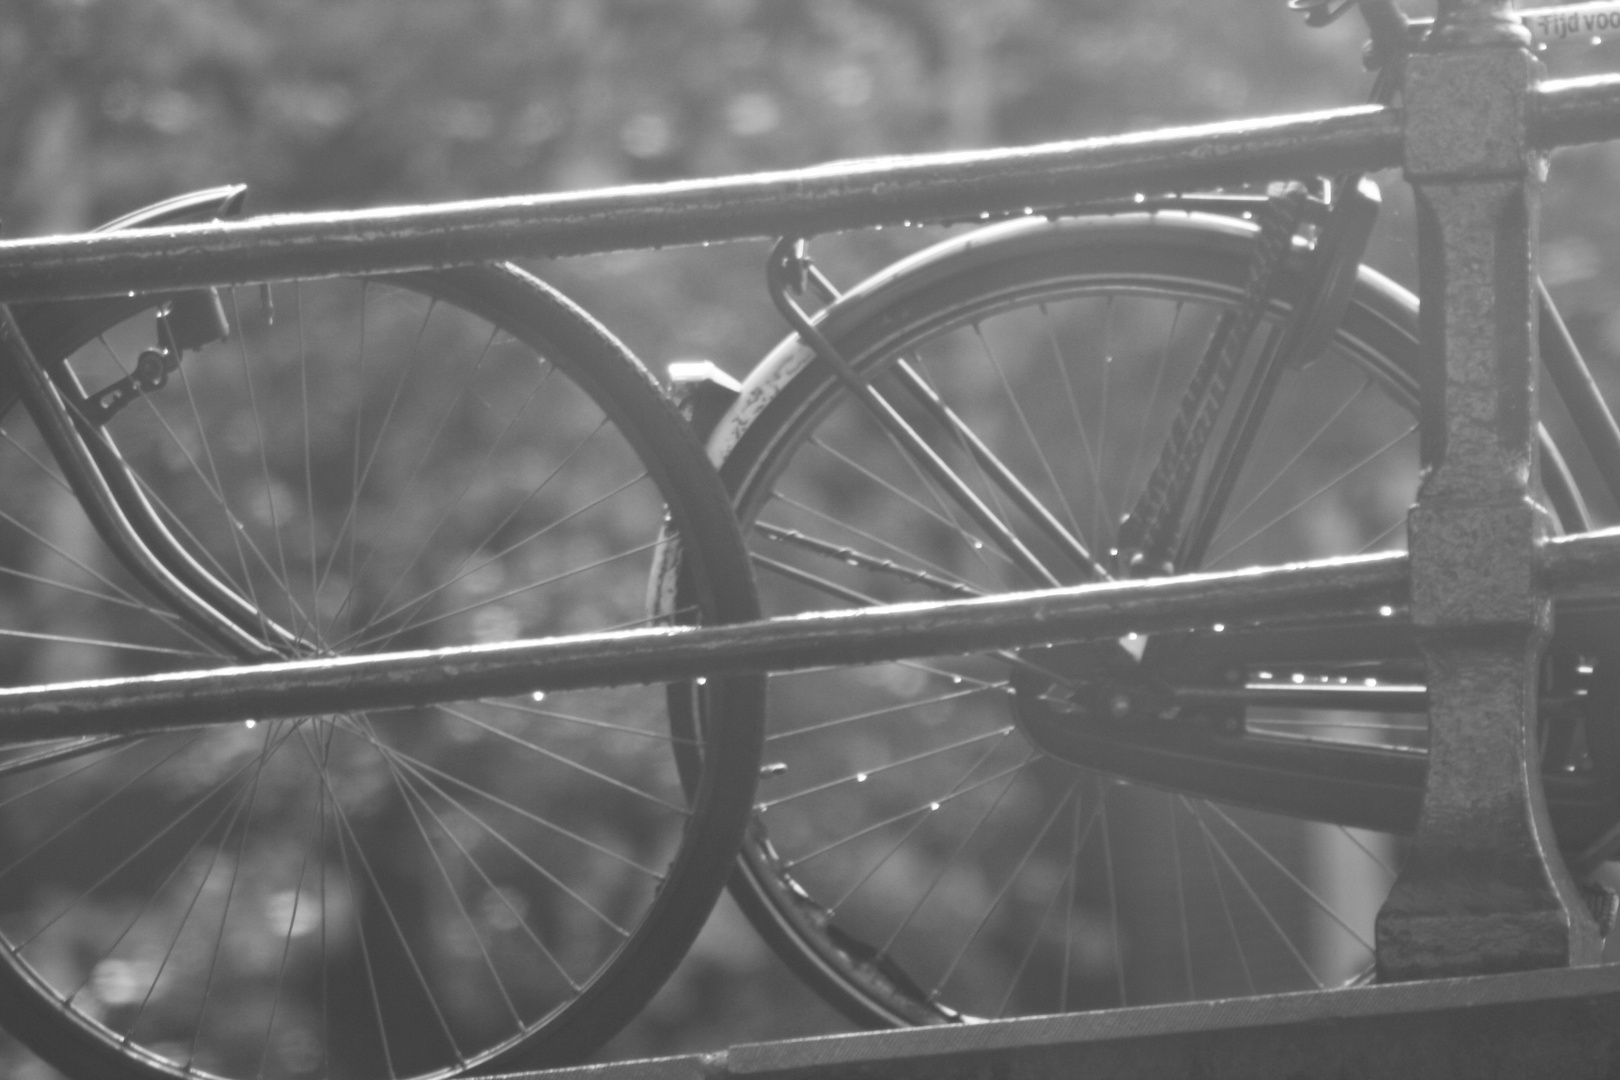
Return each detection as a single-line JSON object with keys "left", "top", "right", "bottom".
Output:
{"left": 1374, "top": 0, "right": 1601, "bottom": 980}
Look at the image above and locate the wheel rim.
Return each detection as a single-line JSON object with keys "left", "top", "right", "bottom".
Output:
{"left": 0, "top": 270, "right": 758, "bottom": 1080}
{"left": 717, "top": 222, "right": 1442, "bottom": 1025}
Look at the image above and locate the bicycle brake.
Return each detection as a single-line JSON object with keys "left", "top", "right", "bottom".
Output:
{"left": 79, "top": 288, "right": 229, "bottom": 426}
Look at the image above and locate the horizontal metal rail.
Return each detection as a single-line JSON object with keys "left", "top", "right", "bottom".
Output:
{"left": 515, "top": 966, "right": 1620, "bottom": 1080}
{"left": 0, "top": 527, "right": 1615, "bottom": 744}
{"left": 0, "top": 76, "right": 1609, "bottom": 304}
{"left": 0, "top": 104, "right": 1395, "bottom": 302}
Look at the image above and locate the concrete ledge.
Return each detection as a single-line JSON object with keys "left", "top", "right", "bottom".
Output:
{"left": 510, "top": 964, "right": 1620, "bottom": 1080}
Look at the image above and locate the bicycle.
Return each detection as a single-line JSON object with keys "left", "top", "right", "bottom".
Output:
{"left": 0, "top": 188, "right": 768, "bottom": 1079}
{"left": 651, "top": 0, "right": 1620, "bottom": 1033}
{"left": 0, "top": 1, "right": 1611, "bottom": 1078}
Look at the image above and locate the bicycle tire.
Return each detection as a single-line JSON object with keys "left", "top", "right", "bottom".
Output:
{"left": 687, "top": 211, "right": 1603, "bottom": 1026}
{"left": 0, "top": 264, "right": 764, "bottom": 1080}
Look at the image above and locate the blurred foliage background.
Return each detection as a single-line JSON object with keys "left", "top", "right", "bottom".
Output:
{"left": 0, "top": 0, "right": 1618, "bottom": 1074}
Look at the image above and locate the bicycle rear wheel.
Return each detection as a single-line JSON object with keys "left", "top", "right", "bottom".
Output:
{"left": 692, "top": 212, "right": 1602, "bottom": 1026}
{"left": 0, "top": 265, "right": 763, "bottom": 1080}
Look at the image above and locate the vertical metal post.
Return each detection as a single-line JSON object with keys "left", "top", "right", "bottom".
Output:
{"left": 1375, "top": 0, "right": 1600, "bottom": 979}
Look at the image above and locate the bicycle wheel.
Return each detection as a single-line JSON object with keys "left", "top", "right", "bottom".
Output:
{"left": 690, "top": 211, "right": 1601, "bottom": 1026}
{"left": 0, "top": 264, "right": 763, "bottom": 1080}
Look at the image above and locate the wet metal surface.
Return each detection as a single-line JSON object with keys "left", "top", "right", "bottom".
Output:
{"left": 3, "top": 528, "right": 1620, "bottom": 742}
{"left": 514, "top": 965, "right": 1620, "bottom": 1080}
{"left": 0, "top": 75, "right": 1606, "bottom": 304}
{"left": 0, "top": 550, "right": 1408, "bottom": 742}
{"left": 0, "top": 104, "right": 1398, "bottom": 301}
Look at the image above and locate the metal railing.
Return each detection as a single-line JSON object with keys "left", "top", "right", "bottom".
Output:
{"left": 0, "top": 0, "right": 1611, "bottom": 1004}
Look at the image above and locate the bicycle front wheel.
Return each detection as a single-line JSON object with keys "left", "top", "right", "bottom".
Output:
{"left": 698, "top": 211, "right": 1595, "bottom": 1026}
{"left": 0, "top": 264, "right": 763, "bottom": 1080}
